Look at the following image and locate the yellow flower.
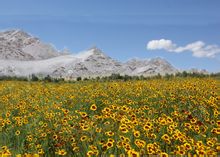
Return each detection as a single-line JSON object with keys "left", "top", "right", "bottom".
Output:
{"left": 96, "top": 128, "right": 102, "bottom": 133}
{"left": 38, "top": 149, "right": 44, "bottom": 155}
{"left": 119, "top": 154, "right": 126, "bottom": 157}
{"left": 143, "top": 122, "right": 153, "bottom": 131}
{"left": 190, "top": 118, "right": 197, "bottom": 124}
{"left": 106, "top": 141, "right": 114, "bottom": 149}
{"left": 53, "top": 134, "right": 58, "bottom": 140}
{"left": 160, "top": 152, "right": 169, "bottom": 157}
{"left": 41, "top": 133, "right": 47, "bottom": 137}
{"left": 134, "top": 139, "right": 146, "bottom": 148}
{"left": 206, "top": 140, "right": 214, "bottom": 147}
{"left": 105, "top": 131, "right": 114, "bottom": 136}
{"left": 108, "top": 138, "right": 115, "bottom": 143}
{"left": 87, "top": 150, "right": 94, "bottom": 156}
{"left": 161, "top": 134, "right": 170, "bottom": 140}
{"left": 120, "top": 128, "right": 129, "bottom": 133}
{"left": 56, "top": 149, "right": 67, "bottom": 156}
{"left": 89, "top": 145, "right": 98, "bottom": 151}
{"left": 82, "top": 125, "right": 90, "bottom": 131}
{"left": 127, "top": 149, "right": 140, "bottom": 157}
{"left": 80, "top": 112, "right": 88, "bottom": 118}
{"left": 36, "top": 144, "right": 42, "bottom": 149}
{"left": 184, "top": 143, "right": 192, "bottom": 151}
{"left": 90, "top": 104, "right": 97, "bottom": 111}
{"left": 133, "top": 130, "right": 140, "bottom": 137}
{"left": 1, "top": 146, "right": 8, "bottom": 151}
{"left": 216, "top": 145, "right": 220, "bottom": 151}
{"left": 72, "top": 147, "right": 80, "bottom": 152}
{"left": 80, "top": 135, "right": 88, "bottom": 141}
{"left": 15, "top": 130, "right": 20, "bottom": 136}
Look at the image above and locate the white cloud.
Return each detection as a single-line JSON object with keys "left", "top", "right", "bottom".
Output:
{"left": 147, "top": 39, "right": 220, "bottom": 58}
{"left": 147, "top": 39, "right": 176, "bottom": 51}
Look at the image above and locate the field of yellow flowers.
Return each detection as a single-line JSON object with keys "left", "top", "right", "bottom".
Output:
{"left": 0, "top": 78, "right": 219, "bottom": 156}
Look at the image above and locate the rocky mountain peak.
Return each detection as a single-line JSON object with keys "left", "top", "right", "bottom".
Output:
{"left": 87, "top": 46, "right": 107, "bottom": 57}
{"left": 1, "top": 29, "right": 28, "bottom": 37}
{"left": 149, "top": 57, "right": 170, "bottom": 65}
{"left": 0, "top": 29, "right": 60, "bottom": 60}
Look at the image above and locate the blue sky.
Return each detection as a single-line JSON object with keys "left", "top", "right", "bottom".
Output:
{"left": 0, "top": 0, "right": 220, "bottom": 72}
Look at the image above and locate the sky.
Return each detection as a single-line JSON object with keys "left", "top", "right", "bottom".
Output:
{"left": 0, "top": 0, "right": 220, "bottom": 72}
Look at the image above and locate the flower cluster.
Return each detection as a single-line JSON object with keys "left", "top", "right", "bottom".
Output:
{"left": 0, "top": 78, "right": 219, "bottom": 156}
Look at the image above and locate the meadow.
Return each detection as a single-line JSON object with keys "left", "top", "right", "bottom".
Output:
{"left": 0, "top": 78, "right": 219, "bottom": 156}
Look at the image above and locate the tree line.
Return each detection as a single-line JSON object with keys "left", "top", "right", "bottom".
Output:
{"left": 0, "top": 71, "right": 219, "bottom": 82}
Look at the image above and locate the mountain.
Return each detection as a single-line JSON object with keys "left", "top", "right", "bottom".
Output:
{"left": 0, "top": 29, "right": 178, "bottom": 79}
{"left": 121, "top": 57, "right": 177, "bottom": 76}
{"left": 186, "top": 68, "right": 209, "bottom": 75}
{"left": 0, "top": 29, "right": 61, "bottom": 60}
{"left": 51, "top": 47, "right": 123, "bottom": 78}
{"left": 0, "top": 47, "right": 177, "bottom": 78}
{"left": 0, "top": 47, "right": 123, "bottom": 78}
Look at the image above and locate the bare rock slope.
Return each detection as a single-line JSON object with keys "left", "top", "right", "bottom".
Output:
{"left": 0, "top": 29, "right": 60, "bottom": 60}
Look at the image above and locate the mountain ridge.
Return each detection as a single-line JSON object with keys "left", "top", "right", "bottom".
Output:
{"left": 0, "top": 29, "right": 179, "bottom": 79}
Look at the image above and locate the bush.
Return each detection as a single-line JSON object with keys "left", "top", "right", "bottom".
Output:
{"left": 76, "top": 77, "right": 82, "bottom": 81}
{"left": 31, "top": 74, "right": 39, "bottom": 81}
